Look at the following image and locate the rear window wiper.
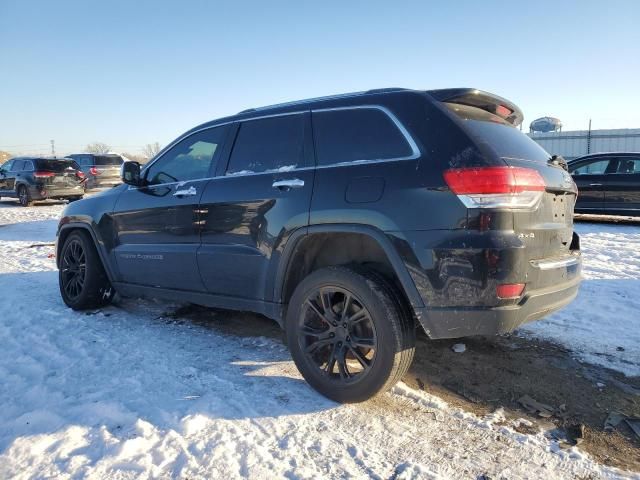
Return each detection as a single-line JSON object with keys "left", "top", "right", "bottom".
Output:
{"left": 548, "top": 154, "right": 568, "bottom": 171}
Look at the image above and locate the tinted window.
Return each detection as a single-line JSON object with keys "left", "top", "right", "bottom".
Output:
{"left": 145, "top": 126, "right": 227, "bottom": 185}
{"left": 313, "top": 108, "right": 413, "bottom": 166}
{"left": 227, "top": 114, "right": 305, "bottom": 175}
{"left": 11, "top": 160, "right": 24, "bottom": 171}
{"left": 1, "top": 160, "right": 14, "bottom": 171}
{"left": 94, "top": 155, "right": 124, "bottom": 166}
{"left": 23, "top": 160, "right": 34, "bottom": 171}
{"left": 447, "top": 103, "right": 551, "bottom": 162}
{"left": 571, "top": 159, "right": 610, "bottom": 175}
{"left": 614, "top": 157, "right": 640, "bottom": 174}
{"left": 34, "top": 159, "right": 78, "bottom": 172}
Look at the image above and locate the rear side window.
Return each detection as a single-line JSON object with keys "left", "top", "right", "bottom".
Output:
{"left": 446, "top": 103, "right": 551, "bottom": 163}
{"left": 614, "top": 157, "right": 640, "bottom": 174}
{"left": 570, "top": 159, "right": 610, "bottom": 175}
{"left": 227, "top": 114, "right": 305, "bottom": 175}
{"left": 312, "top": 108, "right": 413, "bottom": 166}
{"left": 94, "top": 155, "right": 124, "bottom": 166}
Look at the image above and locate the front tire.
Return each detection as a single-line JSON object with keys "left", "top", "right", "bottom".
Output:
{"left": 18, "top": 185, "right": 33, "bottom": 207}
{"left": 286, "top": 266, "right": 415, "bottom": 403}
{"left": 59, "top": 230, "right": 115, "bottom": 310}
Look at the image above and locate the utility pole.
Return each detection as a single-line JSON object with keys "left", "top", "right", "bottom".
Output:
{"left": 586, "top": 119, "right": 592, "bottom": 154}
{"left": 50, "top": 139, "right": 55, "bottom": 157}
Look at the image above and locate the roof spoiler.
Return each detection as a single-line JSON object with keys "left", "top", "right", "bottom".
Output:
{"left": 427, "top": 88, "right": 524, "bottom": 127}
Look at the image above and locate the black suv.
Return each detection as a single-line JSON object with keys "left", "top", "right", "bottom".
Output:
{"left": 67, "top": 153, "right": 124, "bottom": 189}
{"left": 0, "top": 157, "right": 85, "bottom": 206}
{"left": 56, "top": 88, "right": 582, "bottom": 402}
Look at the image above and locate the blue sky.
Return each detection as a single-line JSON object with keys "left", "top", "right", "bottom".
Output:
{"left": 1, "top": 0, "right": 639, "bottom": 156}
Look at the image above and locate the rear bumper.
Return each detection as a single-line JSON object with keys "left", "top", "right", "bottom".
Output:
{"left": 416, "top": 270, "right": 581, "bottom": 338}
{"left": 31, "top": 185, "right": 84, "bottom": 200}
{"left": 394, "top": 229, "right": 583, "bottom": 339}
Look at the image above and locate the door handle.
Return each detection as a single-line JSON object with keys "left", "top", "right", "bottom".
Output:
{"left": 272, "top": 179, "right": 305, "bottom": 191}
{"left": 173, "top": 186, "right": 197, "bottom": 197}
{"left": 589, "top": 183, "right": 603, "bottom": 187}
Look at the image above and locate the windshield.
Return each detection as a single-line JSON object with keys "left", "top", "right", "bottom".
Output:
{"left": 94, "top": 155, "right": 124, "bottom": 166}
{"left": 446, "top": 103, "right": 551, "bottom": 163}
{"left": 35, "top": 159, "right": 79, "bottom": 172}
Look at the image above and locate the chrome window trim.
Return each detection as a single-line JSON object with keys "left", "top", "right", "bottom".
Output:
{"left": 132, "top": 104, "right": 421, "bottom": 190}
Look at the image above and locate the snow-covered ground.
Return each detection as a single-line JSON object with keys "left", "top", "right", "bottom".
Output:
{"left": 522, "top": 223, "right": 640, "bottom": 377}
{"left": 0, "top": 199, "right": 638, "bottom": 479}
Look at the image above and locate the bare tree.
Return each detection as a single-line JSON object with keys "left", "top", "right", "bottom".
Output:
{"left": 121, "top": 152, "right": 148, "bottom": 164}
{"left": 85, "top": 142, "right": 111, "bottom": 154}
{"left": 142, "top": 142, "right": 162, "bottom": 159}
{"left": 0, "top": 150, "right": 12, "bottom": 164}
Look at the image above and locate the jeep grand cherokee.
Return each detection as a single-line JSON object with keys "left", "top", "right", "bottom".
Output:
{"left": 56, "top": 88, "right": 582, "bottom": 402}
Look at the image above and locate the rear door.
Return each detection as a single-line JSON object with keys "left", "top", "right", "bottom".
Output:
{"left": 569, "top": 157, "right": 614, "bottom": 212}
{"left": 197, "top": 112, "right": 314, "bottom": 300}
{"left": 112, "top": 126, "right": 229, "bottom": 291}
{"left": 602, "top": 156, "right": 640, "bottom": 213}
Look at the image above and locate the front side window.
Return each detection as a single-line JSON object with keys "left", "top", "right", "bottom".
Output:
{"left": 145, "top": 126, "right": 227, "bottom": 185}
{"left": 226, "top": 114, "right": 305, "bottom": 175}
{"left": 1, "top": 160, "right": 14, "bottom": 171}
{"left": 10, "top": 160, "right": 24, "bottom": 171}
{"left": 571, "top": 159, "right": 610, "bottom": 175}
{"left": 312, "top": 108, "right": 413, "bottom": 166}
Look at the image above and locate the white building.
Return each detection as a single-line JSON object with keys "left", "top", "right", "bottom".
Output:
{"left": 529, "top": 128, "right": 640, "bottom": 160}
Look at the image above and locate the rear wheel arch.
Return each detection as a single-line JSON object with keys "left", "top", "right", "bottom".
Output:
{"left": 276, "top": 225, "right": 424, "bottom": 316}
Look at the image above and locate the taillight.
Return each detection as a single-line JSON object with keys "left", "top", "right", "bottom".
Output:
{"left": 443, "top": 166, "right": 545, "bottom": 209}
{"left": 33, "top": 171, "right": 55, "bottom": 178}
{"left": 89, "top": 167, "right": 100, "bottom": 176}
{"left": 496, "top": 283, "right": 525, "bottom": 299}
{"left": 76, "top": 170, "right": 85, "bottom": 180}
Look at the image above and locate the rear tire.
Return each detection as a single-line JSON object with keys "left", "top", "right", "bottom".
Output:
{"left": 286, "top": 266, "right": 415, "bottom": 403}
{"left": 59, "top": 230, "right": 115, "bottom": 310}
{"left": 18, "top": 185, "right": 33, "bottom": 207}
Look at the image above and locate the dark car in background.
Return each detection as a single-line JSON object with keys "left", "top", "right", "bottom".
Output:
{"left": 569, "top": 152, "right": 640, "bottom": 215}
{"left": 67, "top": 153, "right": 124, "bottom": 189}
{"left": 0, "top": 157, "right": 85, "bottom": 206}
{"left": 56, "top": 88, "right": 582, "bottom": 402}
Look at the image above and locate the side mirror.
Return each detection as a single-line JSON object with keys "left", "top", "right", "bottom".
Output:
{"left": 121, "top": 161, "right": 142, "bottom": 186}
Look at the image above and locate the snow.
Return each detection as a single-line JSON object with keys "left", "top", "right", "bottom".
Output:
{"left": 0, "top": 200, "right": 638, "bottom": 479}
{"left": 522, "top": 222, "right": 640, "bottom": 377}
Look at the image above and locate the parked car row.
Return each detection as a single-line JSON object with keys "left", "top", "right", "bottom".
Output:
{"left": 0, "top": 153, "right": 125, "bottom": 206}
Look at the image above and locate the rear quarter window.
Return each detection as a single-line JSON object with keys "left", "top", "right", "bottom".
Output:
{"left": 312, "top": 107, "right": 413, "bottom": 166}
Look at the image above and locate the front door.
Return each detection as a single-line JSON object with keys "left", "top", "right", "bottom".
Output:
{"left": 570, "top": 157, "right": 614, "bottom": 212}
{"left": 0, "top": 160, "right": 13, "bottom": 194}
{"left": 198, "top": 112, "right": 314, "bottom": 300}
{"left": 112, "top": 125, "right": 229, "bottom": 291}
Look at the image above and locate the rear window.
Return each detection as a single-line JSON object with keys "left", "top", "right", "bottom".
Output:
{"left": 94, "top": 155, "right": 124, "bottom": 166}
{"left": 35, "top": 159, "right": 78, "bottom": 172}
{"left": 312, "top": 108, "right": 413, "bottom": 166}
{"left": 446, "top": 103, "right": 551, "bottom": 163}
